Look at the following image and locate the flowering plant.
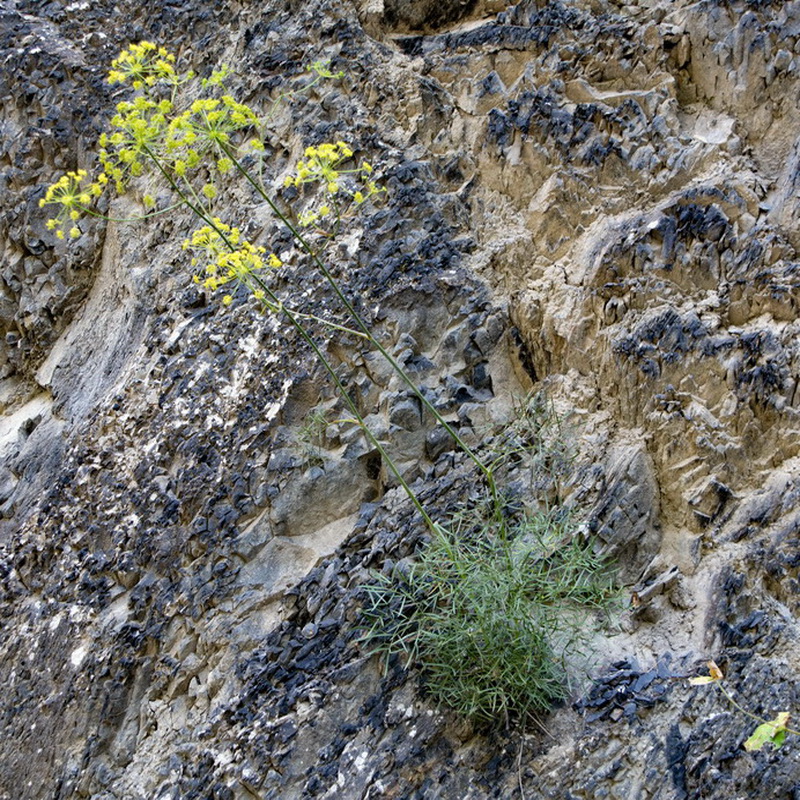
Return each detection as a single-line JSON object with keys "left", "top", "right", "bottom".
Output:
{"left": 39, "top": 40, "right": 492, "bottom": 526}
{"left": 39, "top": 43, "right": 616, "bottom": 729}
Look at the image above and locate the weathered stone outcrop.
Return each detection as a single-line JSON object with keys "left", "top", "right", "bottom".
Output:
{"left": 2, "top": 0, "right": 800, "bottom": 797}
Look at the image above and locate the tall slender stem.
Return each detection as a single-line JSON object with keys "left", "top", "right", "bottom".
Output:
{"left": 222, "top": 144, "right": 501, "bottom": 519}
{"left": 141, "top": 145, "right": 434, "bottom": 529}
{"left": 255, "top": 274, "right": 435, "bottom": 530}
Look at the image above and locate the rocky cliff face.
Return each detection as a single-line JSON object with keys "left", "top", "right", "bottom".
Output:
{"left": 2, "top": 0, "right": 800, "bottom": 797}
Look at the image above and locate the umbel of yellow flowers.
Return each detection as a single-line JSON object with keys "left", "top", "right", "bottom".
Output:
{"left": 184, "top": 219, "right": 282, "bottom": 307}
{"left": 39, "top": 170, "right": 105, "bottom": 239}
{"left": 39, "top": 41, "right": 381, "bottom": 308}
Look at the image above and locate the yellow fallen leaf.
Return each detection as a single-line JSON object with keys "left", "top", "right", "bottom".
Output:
{"left": 689, "top": 660, "right": 724, "bottom": 685}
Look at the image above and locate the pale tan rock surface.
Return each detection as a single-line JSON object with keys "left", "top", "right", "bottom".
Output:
{"left": 1, "top": 0, "right": 800, "bottom": 797}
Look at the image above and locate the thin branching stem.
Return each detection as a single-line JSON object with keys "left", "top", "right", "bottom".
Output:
{"left": 76, "top": 199, "right": 186, "bottom": 223}
{"left": 221, "top": 143, "right": 503, "bottom": 524}
{"left": 141, "top": 144, "right": 434, "bottom": 530}
{"left": 714, "top": 682, "right": 800, "bottom": 738}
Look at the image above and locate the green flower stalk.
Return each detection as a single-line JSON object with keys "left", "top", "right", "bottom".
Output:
{"left": 38, "top": 41, "right": 448, "bottom": 528}
{"left": 39, "top": 40, "right": 506, "bottom": 531}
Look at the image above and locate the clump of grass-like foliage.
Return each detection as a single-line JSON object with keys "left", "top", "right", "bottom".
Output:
{"left": 361, "top": 403, "right": 617, "bottom": 727}
{"left": 362, "top": 512, "right": 614, "bottom": 725}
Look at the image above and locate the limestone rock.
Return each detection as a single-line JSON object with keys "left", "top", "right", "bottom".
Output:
{"left": 2, "top": 0, "right": 800, "bottom": 798}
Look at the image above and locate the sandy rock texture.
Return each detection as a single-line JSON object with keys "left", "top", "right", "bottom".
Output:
{"left": 1, "top": 0, "right": 800, "bottom": 797}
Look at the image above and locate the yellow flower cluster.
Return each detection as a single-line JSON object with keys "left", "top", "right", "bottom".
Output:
{"left": 168, "top": 97, "right": 259, "bottom": 150}
{"left": 38, "top": 40, "right": 385, "bottom": 320}
{"left": 284, "top": 141, "right": 383, "bottom": 228}
{"left": 99, "top": 95, "right": 173, "bottom": 190}
{"left": 163, "top": 96, "right": 260, "bottom": 191}
{"left": 40, "top": 42, "right": 269, "bottom": 245}
{"left": 283, "top": 141, "right": 353, "bottom": 192}
{"left": 202, "top": 65, "right": 231, "bottom": 89}
{"left": 308, "top": 60, "right": 345, "bottom": 80}
{"left": 107, "top": 41, "right": 179, "bottom": 89}
{"left": 38, "top": 169, "right": 104, "bottom": 239}
{"left": 96, "top": 86, "right": 261, "bottom": 197}
{"left": 92, "top": 44, "right": 265, "bottom": 206}
{"left": 183, "top": 218, "right": 282, "bottom": 306}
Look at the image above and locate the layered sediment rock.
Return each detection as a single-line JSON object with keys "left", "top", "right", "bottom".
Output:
{"left": 1, "top": 0, "right": 800, "bottom": 797}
